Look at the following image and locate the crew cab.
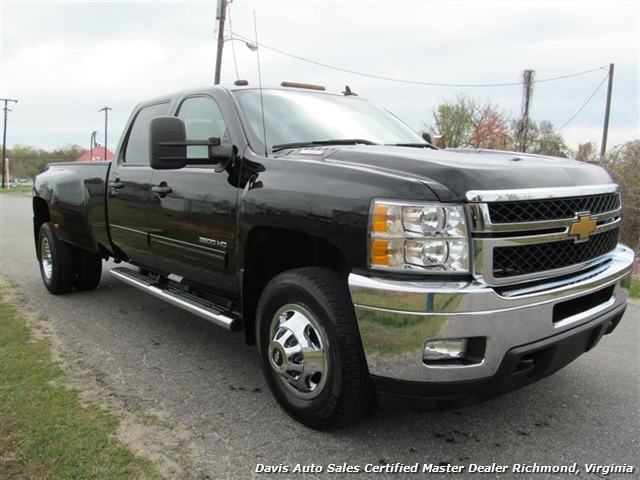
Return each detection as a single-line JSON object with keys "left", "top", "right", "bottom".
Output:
{"left": 33, "top": 83, "right": 635, "bottom": 429}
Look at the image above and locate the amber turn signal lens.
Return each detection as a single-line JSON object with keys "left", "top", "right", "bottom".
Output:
{"left": 371, "top": 240, "right": 390, "bottom": 266}
{"left": 372, "top": 204, "right": 388, "bottom": 233}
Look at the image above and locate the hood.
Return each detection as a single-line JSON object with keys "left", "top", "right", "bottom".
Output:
{"left": 280, "top": 145, "right": 613, "bottom": 202}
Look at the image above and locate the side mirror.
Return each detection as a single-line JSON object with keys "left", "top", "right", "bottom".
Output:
{"left": 149, "top": 116, "right": 234, "bottom": 170}
{"left": 150, "top": 116, "right": 188, "bottom": 169}
{"left": 422, "top": 131, "right": 435, "bottom": 146}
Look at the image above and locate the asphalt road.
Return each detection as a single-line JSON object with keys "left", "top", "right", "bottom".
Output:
{"left": 1, "top": 192, "right": 638, "bottom": 480}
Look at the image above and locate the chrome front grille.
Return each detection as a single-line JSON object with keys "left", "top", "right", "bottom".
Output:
{"left": 488, "top": 193, "right": 620, "bottom": 224}
{"left": 493, "top": 228, "right": 620, "bottom": 278}
{"left": 467, "top": 185, "right": 622, "bottom": 286}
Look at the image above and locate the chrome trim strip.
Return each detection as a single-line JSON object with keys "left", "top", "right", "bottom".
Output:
{"left": 469, "top": 204, "right": 622, "bottom": 234}
{"left": 349, "top": 245, "right": 634, "bottom": 383}
{"left": 466, "top": 184, "right": 619, "bottom": 203}
{"left": 497, "top": 259, "right": 612, "bottom": 297}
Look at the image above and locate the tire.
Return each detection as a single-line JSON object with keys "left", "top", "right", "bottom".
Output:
{"left": 74, "top": 250, "right": 102, "bottom": 291}
{"left": 256, "top": 267, "right": 373, "bottom": 430}
{"left": 37, "top": 222, "right": 75, "bottom": 294}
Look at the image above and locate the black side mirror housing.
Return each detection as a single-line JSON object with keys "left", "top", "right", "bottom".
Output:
{"left": 150, "top": 116, "right": 188, "bottom": 169}
{"left": 422, "top": 131, "right": 435, "bottom": 146}
{"left": 149, "top": 116, "right": 233, "bottom": 170}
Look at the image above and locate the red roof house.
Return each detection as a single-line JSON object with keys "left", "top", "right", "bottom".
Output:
{"left": 75, "top": 144, "right": 114, "bottom": 162}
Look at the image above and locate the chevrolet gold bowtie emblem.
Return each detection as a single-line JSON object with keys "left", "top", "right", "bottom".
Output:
{"left": 569, "top": 213, "right": 597, "bottom": 242}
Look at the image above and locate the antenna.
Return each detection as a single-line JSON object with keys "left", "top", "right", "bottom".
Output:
{"left": 254, "top": 11, "right": 268, "bottom": 158}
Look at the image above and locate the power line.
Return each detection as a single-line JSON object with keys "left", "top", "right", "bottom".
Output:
{"left": 96, "top": 32, "right": 214, "bottom": 103}
{"left": 15, "top": 30, "right": 215, "bottom": 127}
{"left": 557, "top": 73, "right": 609, "bottom": 132}
{"left": 230, "top": 32, "right": 606, "bottom": 88}
{"left": 27, "top": 2, "right": 184, "bottom": 100}
{"left": 227, "top": 4, "right": 240, "bottom": 80}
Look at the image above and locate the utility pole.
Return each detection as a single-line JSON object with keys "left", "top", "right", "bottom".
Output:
{"left": 90, "top": 130, "right": 97, "bottom": 161}
{"left": 99, "top": 107, "right": 112, "bottom": 161}
{"left": 1, "top": 98, "right": 18, "bottom": 189}
{"left": 214, "top": 0, "right": 228, "bottom": 84}
{"left": 600, "top": 63, "right": 615, "bottom": 161}
{"left": 518, "top": 69, "right": 535, "bottom": 153}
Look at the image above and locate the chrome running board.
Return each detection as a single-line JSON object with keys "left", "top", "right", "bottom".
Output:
{"left": 110, "top": 267, "right": 242, "bottom": 331}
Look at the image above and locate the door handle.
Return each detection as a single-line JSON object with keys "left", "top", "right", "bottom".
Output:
{"left": 108, "top": 179, "right": 124, "bottom": 197}
{"left": 152, "top": 184, "right": 173, "bottom": 198}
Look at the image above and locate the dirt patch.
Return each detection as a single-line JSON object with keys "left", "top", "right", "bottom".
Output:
{"left": 0, "top": 277, "right": 202, "bottom": 479}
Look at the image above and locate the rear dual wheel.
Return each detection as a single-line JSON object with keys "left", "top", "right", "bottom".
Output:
{"left": 37, "top": 222, "right": 102, "bottom": 294}
{"left": 75, "top": 249, "right": 102, "bottom": 291}
{"left": 257, "top": 267, "right": 372, "bottom": 430}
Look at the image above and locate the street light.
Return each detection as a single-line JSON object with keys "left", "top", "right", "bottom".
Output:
{"left": 226, "top": 38, "right": 258, "bottom": 51}
{"left": 215, "top": 36, "right": 258, "bottom": 84}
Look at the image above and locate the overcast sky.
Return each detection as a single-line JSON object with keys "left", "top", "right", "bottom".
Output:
{"left": 1, "top": 0, "right": 638, "bottom": 154}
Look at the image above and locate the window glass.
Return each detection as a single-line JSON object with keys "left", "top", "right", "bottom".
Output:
{"left": 123, "top": 102, "right": 170, "bottom": 165}
{"left": 177, "top": 96, "right": 229, "bottom": 158}
{"left": 232, "top": 89, "right": 425, "bottom": 153}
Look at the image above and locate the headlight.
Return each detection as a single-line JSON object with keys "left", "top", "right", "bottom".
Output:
{"left": 369, "top": 201, "right": 470, "bottom": 273}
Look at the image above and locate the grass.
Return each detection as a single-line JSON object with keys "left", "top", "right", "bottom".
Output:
{"left": 0, "top": 185, "right": 32, "bottom": 193}
{"left": 630, "top": 278, "right": 640, "bottom": 299}
{"left": 0, "top": 280, "right": 164, "bottom": 480}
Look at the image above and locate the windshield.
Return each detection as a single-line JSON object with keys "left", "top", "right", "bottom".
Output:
{"left": 232, "top": 89, "right": 425, "bottom": 153}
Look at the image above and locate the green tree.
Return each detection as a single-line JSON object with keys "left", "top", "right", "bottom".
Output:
{"left": 428, "top": 94, "right": 477, "bottom": 148}
{"left": 427, "top": 94, "right": 511, "bottom": 149}
{"left": 508, "top": 120, "right": 571, "bottom": 158}
{"left": 532, "top": 121, "right": 571, "bottom": 158}
{"left": 53, "top": 144, "right": 86, "bottom": 161}
{"left": 3, "top": 144, "right": 85, "bottom": 179}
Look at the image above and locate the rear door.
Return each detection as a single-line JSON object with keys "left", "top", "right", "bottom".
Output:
{"left": 148, "top": 94, "right": 239, "bottom": 296}
{"left": 107, "top": 101, "right": 171, "bottom": 266}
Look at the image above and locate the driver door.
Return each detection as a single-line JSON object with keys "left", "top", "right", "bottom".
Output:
{"left": 148, "top": 94, "right": 239, "bottom": 296}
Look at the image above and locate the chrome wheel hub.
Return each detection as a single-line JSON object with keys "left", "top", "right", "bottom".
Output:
{"left": 40, "top": 236, "right": 53, "bottom": 281}
{"left": 268, "top": 304, "right": 329, "bottom": 400}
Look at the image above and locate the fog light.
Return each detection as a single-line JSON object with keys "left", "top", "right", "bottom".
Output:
{"left": 424, "top": 339, "right": 468, "bottom": 362}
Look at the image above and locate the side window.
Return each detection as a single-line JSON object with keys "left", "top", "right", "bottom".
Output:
{"left": 123, "top": 102, "right": 170, "bottom": 165}
{"left": 177, "top": 96, "right": 229, "bottom": 159}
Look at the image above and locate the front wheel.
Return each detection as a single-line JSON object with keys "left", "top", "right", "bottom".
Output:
{"left": 256, "top": 268, "right": 372, "bottom": 430}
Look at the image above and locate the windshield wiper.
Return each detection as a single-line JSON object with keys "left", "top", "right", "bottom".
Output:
{"left": 386, "top": 143, "right": 439, "bottom": 150}
{"left": 271, "top": 139, "right": 378, "bottom": 152}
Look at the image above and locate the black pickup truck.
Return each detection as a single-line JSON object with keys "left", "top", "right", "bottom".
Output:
{"left": 33, "top": 83, "right": 635, "bottom": 429}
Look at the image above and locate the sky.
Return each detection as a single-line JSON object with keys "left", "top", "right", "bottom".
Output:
{"left": 1, "top": 0, "right": 638, "bottom": 155}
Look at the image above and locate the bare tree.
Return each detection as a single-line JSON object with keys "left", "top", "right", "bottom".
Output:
{"left": 576, "top": 142, "right": 599, "bottom": 163}
{"left": 601, "top": 140, "right": 640, "bottom": 254}
{"left": 468, "top": 104, "right": 511, "bottom": 150}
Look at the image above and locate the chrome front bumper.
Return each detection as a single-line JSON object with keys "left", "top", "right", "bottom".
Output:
{"left": 349, "top": 245, "right": 635, "bottom": 384}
